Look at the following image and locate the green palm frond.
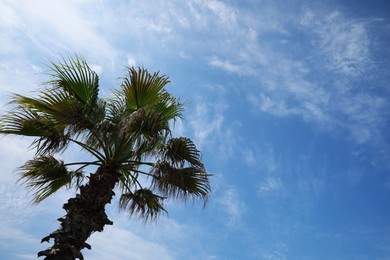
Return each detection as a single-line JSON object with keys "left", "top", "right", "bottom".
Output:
{"left": 12, "top": 90, "right": 74, "bottom": 117}
{"left": 47, "top": 55, "right": 100, "bottom": 108}
{"left": 106, "top": 90, "right": 127, "bottom": 125}
{"left": 19, "top": 156, "right": 83, "bottom": 203}
{"left": 153, "top": 94, "right": 184, "bottom": 122}
{"left": 164, "top": 137, "right": 204, "bottom": 168}
{"left": 0, "top": 109, "right": 68, "bottom": 155}
{"left": 12, "top": 91, "right": 87, "bottom": 133}
{"left": 1, "top": 55, "right": 107, "bottom": 157}
{"left": 151, "top": 162, "right": 210, "bottom": 204}
{"left": 46, "top": 55, "right": 106, "bottom": 133}
{"left": 119, "top": 189, "right": 167, "bottom": 222}
{"left": 121, "top": 67, "right": 170, "bottom": 111}
{"left": 108, "top": 85, "right": 182, "bottom": 126}
{"left": 124, "top": 108, "right": 168, "bottom": 139}
{"left": 117, "top": 170, "right": 139, "bottom": 192}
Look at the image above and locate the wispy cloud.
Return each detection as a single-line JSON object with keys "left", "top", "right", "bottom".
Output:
{"left": 217, "top": 186, "right": 245, "bottom": 227}
{"left": 6, "top": 0, "right": 115, "bottom": 59}
{"left": 187, "top": 84, "right": 240, "bottom": 158}
{"left": 85, "top": 225, "right": 174, "bottom": 260}
{"left": 204, "top": 0, "right": 238, "bottom": 26}
{"left": 303, "top": 10, "right": 370, "bottom": 76}
{"left": 0, "top": 183, "right": 43, "bottom": 258}
{"left": 241, "top": 7, "right": 387, "bottom": 146}
{"left": 0, "top": 184, "right": 40, "bottom": 227}
{"left": 0, "top": 137, "right": 35, "bottom": 183}
{"left": 166, "top": 0, "right": 389, "bottom": 148}
{"left": 258, "top": 177, "right": 284, "bottom": 193}
{"left": 208, "top": 56, "right": 240, "bottom": 74}
{"left": 0, "top": 226, "right": 39, "bottom": 258}
{"left": 189, "top": 101, "right": 224, "bottom": 149}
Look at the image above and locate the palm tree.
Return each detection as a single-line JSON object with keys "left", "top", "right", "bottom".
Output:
{"left": 0, "top": 55, "right": 211, "bottom": 260}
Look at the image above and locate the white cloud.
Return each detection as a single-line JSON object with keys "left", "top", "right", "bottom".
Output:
{"left": 243, "top": 148, "right": 256, "bottom": 165}
{"left": 217, "top": 186, "right": 245, "bottom": 227}
{"left": 0, "top": 184, "right": 40, "bottom": 227}
{"left": 205, "top": 0, "right": 238, "bottom": 26}
{"left": 90, "top": 64, "right": 103, "bottom": 74}
{"left": 0, "top": 2, "right": 20, "bottom": 27}
{"left": 1, "top": 0, "right": 118, "bottom": 67}
{"left": 208, "top": 56, "right": 240, "bottom": 73}
{"left": 309, "top": 10, "right": 370, "bottom": 76}
{"left": 187, "top": 91, "right": 239, "bottom": 159}
{"left": 0, "top": 226, "right": 40, "bottom": 258}
{"left": 0, "top": 1, "right": 388, "bottom": 259}
{"left": 0, "top": 137, "right": 35, "bottom": 183}
{"left": 242, "top": 7, "right": 387, "bottom": 146}
{"left": 296, "top": 175, "right": 326, "bottom": 196}
{"left": 258, "top": 145, "right": 280, "bottom": 173}
{"left": 127, "top": 57, "right": 137, "bottom": 67}
{"left": 189, "top": 101, "right": 224, "bottom": 149}
{"left": 258, "top": 177, "right": 284, "bottom": 193}
{"left": 85, "top": 225, "right": 174, "bottom": 260}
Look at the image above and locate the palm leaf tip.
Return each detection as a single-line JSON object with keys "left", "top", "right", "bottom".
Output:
{"left": 119, "top": 189, "right": 167, "bottom": 222}
{"left": 19, "top": 156, "right": 82, "bottom": 203}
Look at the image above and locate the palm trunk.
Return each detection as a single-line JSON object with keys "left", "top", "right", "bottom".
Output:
{"left": 38, "top": 166, "right": 119, "bottom": 260}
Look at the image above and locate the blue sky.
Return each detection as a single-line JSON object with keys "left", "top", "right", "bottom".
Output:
{"left": 0, "top": 0, "right": 389, "bottom": 259}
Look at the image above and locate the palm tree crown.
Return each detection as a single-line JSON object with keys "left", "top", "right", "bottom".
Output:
{"left": 0, "top": 55, "right": 210, "bottom": 259}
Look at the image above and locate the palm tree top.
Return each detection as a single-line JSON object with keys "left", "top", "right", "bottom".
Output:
{"left": 0, "top": 55, "right": 211, "bottom": 220}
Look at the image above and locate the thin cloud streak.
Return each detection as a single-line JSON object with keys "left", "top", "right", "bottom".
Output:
{"left": 217, "top": 186, "right": 245, "bottom": 227}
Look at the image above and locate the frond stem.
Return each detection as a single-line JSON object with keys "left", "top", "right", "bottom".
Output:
{"left": 129, "top": 172, "right": 144, "bottom": 189}
{"left": 69, "top": 138, "right": 105, "bottom": 163}
{"left": 131, "top": 169, "right": 155, "bottom": 178}
{"left": 122, "top": 160, "right": 155, "bottom": 167}
{"left": 64, "top": 161, "right": 101, "bottom": 167}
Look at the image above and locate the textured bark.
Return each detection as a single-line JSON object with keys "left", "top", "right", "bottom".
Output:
{"left": 38, "top": 166, "right": 119, "bottom": 260}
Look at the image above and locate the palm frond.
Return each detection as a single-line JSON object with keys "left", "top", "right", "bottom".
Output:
{"left": 117, "top": 170, "right": 139, "bottom": 192}
{"left": 119, "top": 189, "right": 167, "bottom": 222}
{"left": 153, "top": 94, "right": 184, "bottom": 122}
{"left": 0, "top": 109, "right": 68, "bottom": 155}
{"left": 12, "top": 92, "right": 86, "bottom": 133}
{"left": 46, "top": 55, "right": 106, "bottom": 135}
{"left": 124, "top": 108, "right": 168, "bottom": 139}
{"left": 121, "top": 67, "right": 170, "bottom": 111}
{"left": 151, "top": 162, "right": 210, "bottom": 204}
{"left": 47, "top": 54, "right": 100, "bottom": 108}
{"left": 105, "top": 69, "right": 181, "bottom": 164}
{"left": 19, "top": 156, "right": 83, "bottom": 203}
{"left": 164, "top": 137, "right": 204, "bottom": 168}
{"left": 106, "top": 92, "right": 126, "bottom": 125}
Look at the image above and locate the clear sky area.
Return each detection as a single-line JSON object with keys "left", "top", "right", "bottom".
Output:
{"left": 0, "top": 0, "right": 390, "bottom": 259}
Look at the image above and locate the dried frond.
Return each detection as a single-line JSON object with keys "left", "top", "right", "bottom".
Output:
{"left": 119, "top": 189, "right": 167, "bottom": 222}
